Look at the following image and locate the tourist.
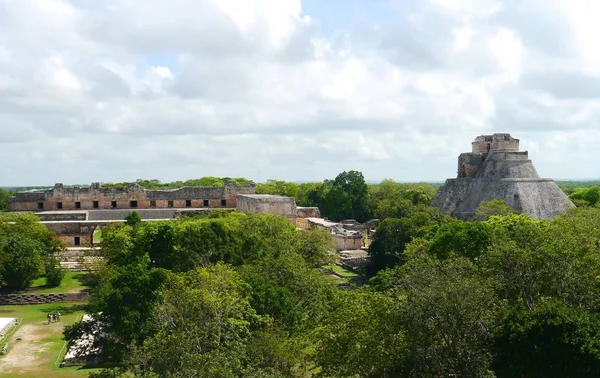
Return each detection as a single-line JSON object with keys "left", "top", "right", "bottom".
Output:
{"left": 56, "top": 311, "right": 61, "bottom": 322}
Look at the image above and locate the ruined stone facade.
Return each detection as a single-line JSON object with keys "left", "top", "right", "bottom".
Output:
{"left": 9, "top": 182, "right": 255, "bottom": 212}
{"left": 432, "top": 133, "right": 575, "bottom": 219}
{"left": 236, "top": 194, "right": 298, "bottom": 223}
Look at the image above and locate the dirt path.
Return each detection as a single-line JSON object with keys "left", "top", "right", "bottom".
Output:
{"left": 0, "top": 321, "right": 63, "bottom": 374}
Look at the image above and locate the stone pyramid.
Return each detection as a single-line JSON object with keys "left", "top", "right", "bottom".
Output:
{"left": 431, "top": 133, "right": 575, "bottom": 219}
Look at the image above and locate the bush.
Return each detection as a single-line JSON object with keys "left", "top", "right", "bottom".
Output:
{"left": 45, "top": 257, "right": 66, "bottom": 287}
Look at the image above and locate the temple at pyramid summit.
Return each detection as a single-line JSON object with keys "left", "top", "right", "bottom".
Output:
{"left": 431, "top": 133, "right": 575, "bottom": 219}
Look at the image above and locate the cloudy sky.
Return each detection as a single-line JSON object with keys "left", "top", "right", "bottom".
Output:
{"left": 1, "top": 0, "right": 599, "bottom": 186}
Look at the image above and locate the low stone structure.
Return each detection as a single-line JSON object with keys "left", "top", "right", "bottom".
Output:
{"left": 0, "top": 292, "right": 89, "bottom": 305}
{"left": 236, "top": 194, "right": 298, "bottom": 223}
{"left": 432, "top": 133, "right": 575, "bottom": 219}
{"left": 9, "top": 182, "right": 255, "bottom": 211}
{"left": 306, "top": 218, "right": 365, "bottom": 250}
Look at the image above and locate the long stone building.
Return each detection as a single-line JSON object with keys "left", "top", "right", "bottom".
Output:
{"left": 8, "top": 182, "right": 321, "bottom": 247}
{"left": 432, "top": 133, "right": 575, "bottom": 219}
{"left": 9, "top": 182, "right": 255, "bottom": 211}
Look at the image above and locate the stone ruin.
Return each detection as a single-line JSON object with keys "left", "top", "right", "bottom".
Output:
{"left": 431, "top": 133, "right": 575, "bottom": 219}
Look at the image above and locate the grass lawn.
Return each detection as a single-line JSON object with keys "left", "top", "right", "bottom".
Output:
{"left": 0, "top": 302, "right": 101, "bottom": 377}
{"left": 323, "top": 264, "right": 359, "bottom": 278}
{"left": 26, "top": 272, "right": 88, "bottom": 294}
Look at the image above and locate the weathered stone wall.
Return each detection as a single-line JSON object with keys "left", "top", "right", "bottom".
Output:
{"left": 332, "top": 233, "right": 364, "bottom": 250}
{"left": 296, "top": 207, "right": 321, "bottom": 218}
{"left": 471, "top": 133, "right": 519, "bottom": 153}
{"left": 433, "top": 133, "right": 574, "bottom": 220}
{"left": 0, "top": 292, "right": 89, "bottom": 305}
{"left": 432, "top": 178, "right": 575, "bottom": 219}
{"left": 458, "top": 153, "right": 485, "bottom": 178}
{"left": 236, "top": 194, "right": 297, "bottom": 222}
{"left": 9, "top": 182, "right": 255, "bottom": 211}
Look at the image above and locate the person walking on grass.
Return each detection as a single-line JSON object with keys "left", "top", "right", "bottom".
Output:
{"left": 56, "top": 311, "right": 61, "bottom": 322}
{"left": 47, "top": 313, "right": 51, "bottom": 324}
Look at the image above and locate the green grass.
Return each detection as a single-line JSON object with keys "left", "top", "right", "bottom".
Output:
{"left": 323, "top": 264, "right": 359, "bottom": 278}
{"left": 0, "top": 302, "right": 101, "bottom": 377}
{"left": 26, "top": 272, "right": 87, "bottom": 294}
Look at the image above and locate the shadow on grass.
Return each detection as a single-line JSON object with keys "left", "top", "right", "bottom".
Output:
{"left": 39, "top": 303, "right": 89, "bottom": 316}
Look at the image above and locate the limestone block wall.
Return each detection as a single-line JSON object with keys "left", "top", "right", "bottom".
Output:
{"left": 10, "top": 183, "right": 255, "bottom": 211}
{"left": 332, "top": 234, "right": 364, "bottom": 251}
{"left": 237, "top": 194, "right": 297, "bottom": 222}
{"left": 0, "top": 292, "right": 89, "bottom": 305}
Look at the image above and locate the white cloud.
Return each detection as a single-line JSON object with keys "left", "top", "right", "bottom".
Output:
{"left": 0, "top": 0, "right": 599, "bottom": 185}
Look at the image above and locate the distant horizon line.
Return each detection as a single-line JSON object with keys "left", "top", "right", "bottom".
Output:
{"left": 3, "top": 177, "right": 600, "bottom": 189}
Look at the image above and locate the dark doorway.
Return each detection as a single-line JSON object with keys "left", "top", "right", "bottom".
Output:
{"left": 203, "top": 199, "right": 209, "bottom": 207}
{"left": 57, "top": 202, "right": 63, "bottom": 210}
{"left": 130, "top": 200, "right": 138, "bottom": 208}
{"left": 74, "top": 236, "right": 81, "bottom": 246}
{"left": 93, "top": 201, "right": 99, "bottom": 209}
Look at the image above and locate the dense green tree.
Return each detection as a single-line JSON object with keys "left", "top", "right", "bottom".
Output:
{"left": 367, "top": 208, "right": 451, "bottom": 275}
{"left": 0, "top": 188, "right": 11, "bottom": 211}
{"left": 332, "top": 170, "right": 370, "bottom": 221}
{"left": 493, "top": 299, "right": 600, "bottom": 378}
{"left": 296, "top": 227, "right": 335, "bottom": 267}
{"left": 0, "top": 235, "right": 45, "bottom": 290}
{"left": 367, "top": 179, "right": 414, "bottom": 219}
{"left": 130, "top": 264, "right": 265, "bottom": 377}
{"left": 124, "top": 211, "right": 142, "bottom": 226}
{"left": 315, "top": 289, "right": 406, "bottom": 377}
{"left": 44, "top": 256, "right": 66, "bottom": 287}
{"left": 428, "top": 221, "right": 492, "bottom": 260}
{"left": 87, "top": 263, "right": 169, "bottom": 362}
{"left": 240, "top": 253, "right": 335, "bottom": 334}
{"left": 569, "top": 186, "right": 600, "bottom": 207}
{"left": 394, "top": 256, "right": 499, "bottom": 378}
{"left": 474, "top": 199, "right": 513, "bottom": 221}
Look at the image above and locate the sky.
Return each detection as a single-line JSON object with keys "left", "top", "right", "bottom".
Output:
{"left": 1, "top": 0, "right": 600, "bottom": 186}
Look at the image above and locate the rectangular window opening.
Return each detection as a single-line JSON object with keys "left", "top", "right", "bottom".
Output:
{"left": 57, "top": 202, "right": 63, "bottom": 210}
{"left": 150, "top": 200, "right": 156, "bottom": 208}
{"left": 93, "top": 201, "right": 99, "bottom": 209}
{"left": 75, "top": 201, "right": 81, "bottom": 209}
{"left": 221, "top": 199, "right": 227, "bottom": 207}
{"left": 168, "top": 200, "right": 173, "bottom": 208}
{"left": 185, "top": 200, "right": 192, "bottom": 207}
{"left": 74, "top": 236, "right": 81, "bottom": 246}
{"left": 130, "top": 200, "right": 138, "bottom": 208}
{"left": 111, "top": 201, "right": 117, "bottom": 209}
{"left": 37, "top": 202, "right": 44, "bottom": 210}
{"left": 203, "top": 199, "right": 209, "bottom": 207}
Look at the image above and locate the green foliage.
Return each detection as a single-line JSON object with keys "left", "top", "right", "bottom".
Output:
{"left": 569, "top": 186, "right": 600, "bottom": 207}
{"left": 367, "top": 207, "right": 452, "bottom": 275}
{"left": 0, "top": 234, "right": 45, "bottom": 290}
{"left": 296, "top": 227, "right": 335, "bottom": 267}
{"left": 493, "top": 299, "right": 600, "bottom": 377}
{"left": 391, "top": 256, "right": 499, "bottom": 377}
{"left": 44, "top": 256, "right": 66, "bottom": 287}
{"left": 130, "top": 263, "right": 264, "bottom": 377}
{"left": 79, "top": 204, "right": 600, "bottom": 377}
{"left": 314, "top": 289, "right": 406, "bottom": 377}
{"left": 428, "top": 221, "right": 492, "bottom": 260}
{"left": 102, "top": 176, "right": 255, "bottom": 190}
{"left": 89, "top": 263, "right": 169, "bottom": 362}
{"left": 0, "top": 187, "right": 12, "bottom": 211}
{"left": 475, "top": 199, "right": 513, "bottom": 220}
{"left": 124, "top": 211, "right": 142, "bottom": 226}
